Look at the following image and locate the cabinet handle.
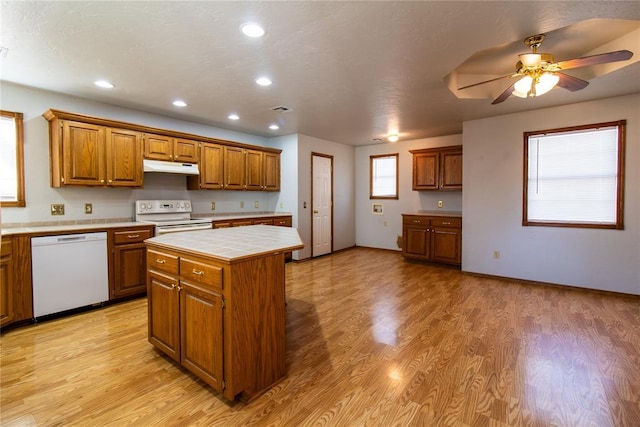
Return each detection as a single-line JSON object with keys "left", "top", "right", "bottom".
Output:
{"left": 156, "top": 259, "right": 166, "bottom": 264}
{"left": 170, "top": 284, "right": 176, "bottom": 289}
{"left": 108, "top": 180, "right": 113, "bottom": 183}
{"left": 441, "top": 221, "right": 451, "bottom": 225}
{"left": 192, "top": 269, "right": 204, "bottom": 276}
{"left": 413, "top": 220, "right": 420, "bottom": 223}
{"left": 127, "top": 234, "right": 140, "bottom": 238}
{"left": 101, "top": 179, "right": 105, "bottom": 183}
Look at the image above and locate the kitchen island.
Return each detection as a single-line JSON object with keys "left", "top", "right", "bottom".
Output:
{"left": 144, "top": 225, "right": 304, "bottom": 402}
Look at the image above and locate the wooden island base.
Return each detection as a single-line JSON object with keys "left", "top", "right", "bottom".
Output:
{"left": 145, "top": 226, "right": 303, "bottom": 402}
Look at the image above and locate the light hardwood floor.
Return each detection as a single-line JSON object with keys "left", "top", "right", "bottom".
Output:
{"left": 1, "top": 247, "right": 639, "bottom": 426}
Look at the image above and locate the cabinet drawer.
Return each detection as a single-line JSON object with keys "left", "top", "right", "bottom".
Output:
{"left": 431, "top": 218, "right": 461, "bottom": 228}
{"left": 114, "top": 229, "right": 153, "bottom": 244}
{"left": 253, "top": 218, "right": 274, "bottom": 225}
{"left": 273, "top": 217, "right": 292, "bottom": 227}
{"left": 180, "top": 258, "right": 223, "bottom": 290}
{"left": 403, "top": 216, "right": 431, "bottom": 226}
{"left": 212, "top": 221, "right": 231, "bottom": 229}
{"left": 147, "top": 249, "right": 179, "bottom": 275}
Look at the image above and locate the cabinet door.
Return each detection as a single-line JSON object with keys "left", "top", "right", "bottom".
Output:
{"left": 62, "top": 120, "right": 106, "bottom": 186}
{"left": 112, "top": 243, "right": 148, "bottom": 299}
{"left": 245, "top": 149, "right": 263, "bottom": 191}
{"left": 173, "top": 138, "right": 199, "bottom": 163}
{"left": 403, "top": 226, "right": 430, "bottom": 259}
{"left": 224, "top": 146, "right": 245, "bottom": 190}
{"left": 143, "top": 133, "right": 173, "bottom": 161}
{"left": 188, "top": 142, "right": 224, "bottom": 190}
{"left": 263, "top": 152, "right": 281, "bottom": 191}
{"left": 148, "top": 270, "right": 180, "bottom": 362}
{"left": 106, "top": 128, "right": 143, "bottom": 187}
{"left": 413, "top": 152, "right": 439, "bottom": 190}
{"left": 440, "top": 150, "right": 462, "bottom": 190}
{"left": 431, "top": 226, "right": 462, "bottom": 265}
{"left": 0, "top": 239, "right": 14, "bottom": 327}
{"left": 180, "top": 282, "right": 224, "bottom": 392}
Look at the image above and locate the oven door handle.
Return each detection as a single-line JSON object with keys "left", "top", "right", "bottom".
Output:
{"left": 156, "top": 224, "right": 212, "bottom": 234}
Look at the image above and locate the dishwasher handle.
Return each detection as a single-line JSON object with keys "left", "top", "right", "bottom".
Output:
{"left": 31, "top": 232, "right": 107, "bottom": 247}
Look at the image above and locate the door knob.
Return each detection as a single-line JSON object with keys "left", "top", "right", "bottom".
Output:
{"left": 313, "top": 210, "right": 319, "bottom": 214}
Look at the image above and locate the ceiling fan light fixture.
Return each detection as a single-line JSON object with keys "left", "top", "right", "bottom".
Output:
{"left": 512, "top": 73, "right": 559, "bottom": 98}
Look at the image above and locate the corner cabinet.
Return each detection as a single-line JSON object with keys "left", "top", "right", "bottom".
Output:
{"left": 402, "top": 214, "right": 462, "bottom": 266}
{"left": 410, "top": 145, "right": 462, "bottom": 191}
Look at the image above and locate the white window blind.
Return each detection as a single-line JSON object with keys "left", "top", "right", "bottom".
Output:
{"left": 370, "top": 155, "right": 398, "bottom": 199}
{"left": 0, "top": 114, "right": 18, "bottom": 201}
{"left": 525, "top": 125, "right": 620, "bottom": 225}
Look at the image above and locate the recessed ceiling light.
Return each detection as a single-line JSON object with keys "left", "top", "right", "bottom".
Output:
{"left": 256, "top": 77, "right": 272, "bottom": 86}
{"left": 228, "top": 114, "right": 240, "bottom": 120}
{"left": 269, "top": 124, "right": 279, "bottom": 130}
{"left": 173, "top": 100, "right": 187, "bottom": 107}
{"left": 241, "top": 23, "right": 265, "bottom": 38}
{"left": 94, "top": 80, "right": 114, "bottom": 89}
{"left": 387, "top": 134, "right": 399, "bottom": 142}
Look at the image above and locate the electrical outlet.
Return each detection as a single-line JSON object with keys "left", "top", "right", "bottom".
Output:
{"left": 210, "top": 202, "right": 216, "bottom": 210}
{"left": 51, "top": 203, "right": 65, "bottom": 215}
{"left": 493, "top": 251, "right": 500, "bottom": 260}
{"left": 240, "top": 201, "right": 244, "bottom": 208}
{"left": 254, "top": 201, "right": 259, "bottom": 209}
{"left": 438, "top": 200, "right": 443, "bottom": 208}
{"left": 85, "top": 203, "right": 93, "bottom": 214}
{"left": 280, "top": 202, "right": 283, "bottom": 209}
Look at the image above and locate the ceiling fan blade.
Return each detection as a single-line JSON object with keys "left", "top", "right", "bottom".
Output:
{"left": 556, "top": 50, "right": 633, "bottom": 71}
{"left": 491, "top": 81, "right": 517, "bottom": 105}
{"left": 556, "top": 72, "right": 589, "bottom": 92}
{"left": 458, "top": 73, "right": 515, "bottom": 91}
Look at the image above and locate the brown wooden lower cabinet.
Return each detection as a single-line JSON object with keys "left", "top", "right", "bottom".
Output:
{"left": 108, "top": 225, "right": 154, "bottom": 299}
{"left": 1, "top": 236, "right": 33, "bottom": 330}
{"left": 402, "top": 214, "right": 462, "bottom": 266}
{"left": 146, "top": 244, "right": 286, "bottom": 402}
{"left": 1, "top": 238, "right": 15, "bottom": 327}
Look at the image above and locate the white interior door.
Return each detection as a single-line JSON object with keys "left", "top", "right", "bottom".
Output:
{"left": 312, "top": 154, "right": 332, "bottom": 257}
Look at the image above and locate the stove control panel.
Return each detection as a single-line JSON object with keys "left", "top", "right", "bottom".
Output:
{"left": 136, "top": 200, "right": 192, "bottom": 214}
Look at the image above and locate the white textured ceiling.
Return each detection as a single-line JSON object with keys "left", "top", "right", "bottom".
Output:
{"left": 1, "top": 1, "right": 639, "bottom": 146}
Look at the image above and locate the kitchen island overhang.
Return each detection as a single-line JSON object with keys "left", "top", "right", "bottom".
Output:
{"left": 144, "top": 225, "right": 304, "bottom": 402}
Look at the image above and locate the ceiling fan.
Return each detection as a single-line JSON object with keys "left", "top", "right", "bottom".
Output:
{"left": 459, "top": 34, "right": 633, "bottom": 105}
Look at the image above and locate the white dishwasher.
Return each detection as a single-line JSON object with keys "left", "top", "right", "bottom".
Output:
{"left": 31, "top": 232, "right": 109, "bottom": 318}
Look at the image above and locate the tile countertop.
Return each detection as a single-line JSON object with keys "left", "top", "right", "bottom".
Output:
{"left": 1, "top": 221, "right": 151, "bottom": 237}
{"left": 145, "top": 225, "right": 304, "bottom": 263}
{"left": 404, "top": 211, "right": 462, "bottom": 217}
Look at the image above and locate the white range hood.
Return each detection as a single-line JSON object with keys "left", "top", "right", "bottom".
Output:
{"left": 143, "top": 159, "right": 199, "bottom": 175}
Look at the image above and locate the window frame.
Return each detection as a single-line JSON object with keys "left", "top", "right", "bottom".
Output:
{"left": 522, "top": 120, "right": 625, "bottom": 230}
{"left": 0, "top": 110, "right": 26, "bottom": 208}
{"left": 369, "top": 153, "right": 399, "bottom": 200}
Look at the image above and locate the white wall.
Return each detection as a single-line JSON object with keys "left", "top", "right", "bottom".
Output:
{"left": 295, "top": 134, "right": 356, "bottom": 260}
{"left": 354, "top": 135, "right": 463, "bottom": 250}
{"left": 463, "top": 94, "right": 640, "bottom": 295}
{"left": 0, "top": 82, "right": 282, "bottom": 224}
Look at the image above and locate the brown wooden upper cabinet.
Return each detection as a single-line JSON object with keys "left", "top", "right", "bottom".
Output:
{"left": 143, "top": 133, "right": 199, "bottom": 164}
{"left": 188, "top": 142, "right": 224, "bottom": 190}
{"left": 410, "top": 145, "right": 462, "bottom": 191}
{"left": 49, "top": 119, "right": 143, "bottom": 187}
{"left": 222, "top": 146, "right": 280, "bottom": 191}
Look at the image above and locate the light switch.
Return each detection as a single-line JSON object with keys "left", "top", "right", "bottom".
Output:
{"left": 438, "top": 200, "right": 443, "bottom": 208}
{"left": 85, "top": 203, "right": 93, "bottom": 214}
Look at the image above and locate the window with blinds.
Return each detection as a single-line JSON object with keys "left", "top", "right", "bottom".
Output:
{"left": 370, "top": 154, "right": 398, "bottom": 199}
{"left": 523, "top": 120, "right": 625, "bottom": 229}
